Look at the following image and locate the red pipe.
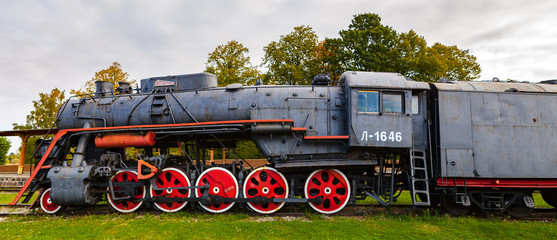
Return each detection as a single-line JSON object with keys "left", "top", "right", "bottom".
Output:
{"left": 95, "top": 131, "right": 156, "bottom": 148}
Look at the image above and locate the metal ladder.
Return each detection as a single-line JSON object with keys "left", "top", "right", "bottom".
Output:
{"left": 12, "top": 136, "right": 68, "bottom": 205}
{"left": 454, "top": 178, "right": 471, "bottom": 206}
{"left": 410, "top": 150, "right": 430, "bottom": 206}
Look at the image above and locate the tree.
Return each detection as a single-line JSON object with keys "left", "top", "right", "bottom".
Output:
{"left": 7, "top": 153, "right": 18, "bottom": 164}
{"left": 325, "top": 13, "right": 481, "bottom": 81}
{"left": 13, "top": 88, "right": 66, "bottom": 130}
{"left": 418, "top": 43, "right": 481, "bottom": 81}
{"left": 205, "top": 40, "right": 261, "bottom": 86}
{"left": 0, "top": 137, "right": 11, "bottom": 165}
{"left": 262, "top": 25, "right": 323, "bottom": 85}
{"left": 330, "top": 13, "right": 400, "bottom": 73}
{"left": 71, "top": 62, "right": 135, "bottom": 96}
{"left": 12, "top": 88, "right": 66, "bottom": 163}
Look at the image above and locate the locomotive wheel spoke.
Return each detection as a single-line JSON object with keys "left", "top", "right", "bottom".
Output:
{"left": 304, "top": 169, "right": 350, "bottom": 214}
{"left": 195, "top": 167, "right": 239, "bottom": 213}
{"left": 243, "top": 167, "right": 289, "bottom": 214}
{"left": 108, "top": 171, "right": 146, "bottom": 213}
{"left": 150, "top": 168, "right": 191, "bottom": 213}
{"left": 40, "top": 188, "right": 62, "bottom": 214}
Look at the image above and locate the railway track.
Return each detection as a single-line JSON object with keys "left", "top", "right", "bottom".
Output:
{"left": 1, "top": 202, "right": 555, "bottom": 220}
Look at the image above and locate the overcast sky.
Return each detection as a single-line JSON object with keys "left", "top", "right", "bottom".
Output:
{"left": 1, "top": 0, "right": 556, "bottom": 153}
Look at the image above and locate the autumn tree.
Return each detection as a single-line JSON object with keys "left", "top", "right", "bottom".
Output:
{"left": 12, "top": 88, "right": 66, "bottom": 163}
{"left": 262, "top": 25, "right": 323, "bottom": 85}
{"left": 71, "top": 62, "right": 135, "bottom": 96}
{"left": 7, "top": 153, "right": 18, "bottom": 164}
{"left": 205, "top": 40, "right": 261, "bottom": 86}
{"left": 0, "top": 137, "right": 11, "bottom": 165}
{"left": 13, "top": 88, "right": 66, "bottom": 130}
{"left": 325, "top": 13, "right": 481, "bottom": 81}
{"left": 417, "top": 43, "right": 481, "bottom": 81}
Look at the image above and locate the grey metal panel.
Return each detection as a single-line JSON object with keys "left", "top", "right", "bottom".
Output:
{"left": 251, "top": 87, "right": 346, "bottom": 156}
{"left": 437, "top": 91, "right": 474, "bottom": 177}
{"left": 348, "top": 89, "right": 413, "bottom": 148}
{"left": 434, "top": 81, "right": 557, "bottom": 93}
{"left": 445, "top": 149, "right": 475, "bottom": 177}
{"left": 470, "top": 92, "right": 557, "bottom": 178}
{"left": 438, "top": 92, "right": 474, "bottom": 149}
{"left": 340, "top": 71, "right": 430, "bottom": 90}
{"left": 537, "top": 94, "right": 557, "bottom": 125}
{"left": 438, "top": 88, "right": 557, "bottom": 178}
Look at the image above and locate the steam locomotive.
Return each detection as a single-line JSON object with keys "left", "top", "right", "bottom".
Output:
{"left": 11, "top": 71, "right": 557, "bottom": 217}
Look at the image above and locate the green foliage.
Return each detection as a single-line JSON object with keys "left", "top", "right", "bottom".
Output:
{"left": 329, "top": 13, "right": 400, "bottom": 73}
{"left": 325, "top": 13, "right": 481, "bottom": 82}
{"left": 12, "top": 88, "right": 65, "bottom": 164}
{"left": 0, "top": 137, "right": 11, "bottom": 165}
{"left": 71, "top": 62, "right": 136, "bottom": 96}
{"left": 7, "top": 153, "right": 18, "bottom": 164}
{"left": 13, "top": 88, "right": 65, "bottom": 130}
{"left": 418, "top": 43, "right": 482, "bottom": 81}
{"left": 262, "top": 25, "right": 323, "bottom": 85}
{"left": 205, "top": 40, "right": 261, "bottom": 86}
{"left": 233, "top": 141, "right": 265, "bottom": 159}
{"left": 211, "top": 141, "right": 265, "bottom": 160}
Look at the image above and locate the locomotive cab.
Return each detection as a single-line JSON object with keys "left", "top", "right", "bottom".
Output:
{"left": 340, "top": 71, "right": 430, "bottom": 150}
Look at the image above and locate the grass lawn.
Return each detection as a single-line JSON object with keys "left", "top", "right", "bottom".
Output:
{"left": 0, "top": 211, "right": 556, "bottom": 240}
{"left": 0, "top": 192, "right": 38, "bottom": 205}
{"left": 0, "top": 191, "right": 555, "bottom": 239}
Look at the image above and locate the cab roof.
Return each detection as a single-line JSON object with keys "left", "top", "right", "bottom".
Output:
{"left": 433, "top": 81, "right": 557, "bottom": 93}
{"left": 339, "top": 71, "right": 430, "bottom": 90}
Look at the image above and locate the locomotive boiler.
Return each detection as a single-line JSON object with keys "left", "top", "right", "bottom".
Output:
{"left": 10, "top": 71, "right": 557, "bottom": 217}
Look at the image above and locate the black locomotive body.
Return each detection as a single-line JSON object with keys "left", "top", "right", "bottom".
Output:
{"left": 12, "top": 71, "right": 557, "bottom": 217}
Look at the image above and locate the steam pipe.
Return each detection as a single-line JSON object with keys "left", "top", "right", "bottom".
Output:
{"left": 71, "top": 122, "right": 92, "bottom": 167}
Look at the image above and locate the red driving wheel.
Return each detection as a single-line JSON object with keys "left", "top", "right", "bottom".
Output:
{"left": 305, "top": 169, "right": 351, "bottom": 214}
{"left": 243, "top": 167, "right": 289, "bottom": 214}
{"left": 195, "top": 167, "right": 238, "bottom": 213}
{"left": 108, "top": 171, "right": 146, "bottom": 213}
{"left": 150, "top": 168, "right": 191, "bottom": 212}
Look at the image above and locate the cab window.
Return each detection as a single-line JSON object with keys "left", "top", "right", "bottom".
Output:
{"left": 383, "top": 93, "right": 403, "bottom": 113}
{"left": 357, "top": 91, "right": 379, "bottom": 113}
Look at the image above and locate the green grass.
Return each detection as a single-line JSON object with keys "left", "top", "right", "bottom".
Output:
{"left": 0, "top": 192, "right": 38, "bottom": 205}
{"left": 0, "top": 191, "right": 555, "bottom": 239}
{"left": 533, "top": 192, "right": 552, "bottom": 208}
{"left": 0, "top": 212, "right": 556, "bottom": 240}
